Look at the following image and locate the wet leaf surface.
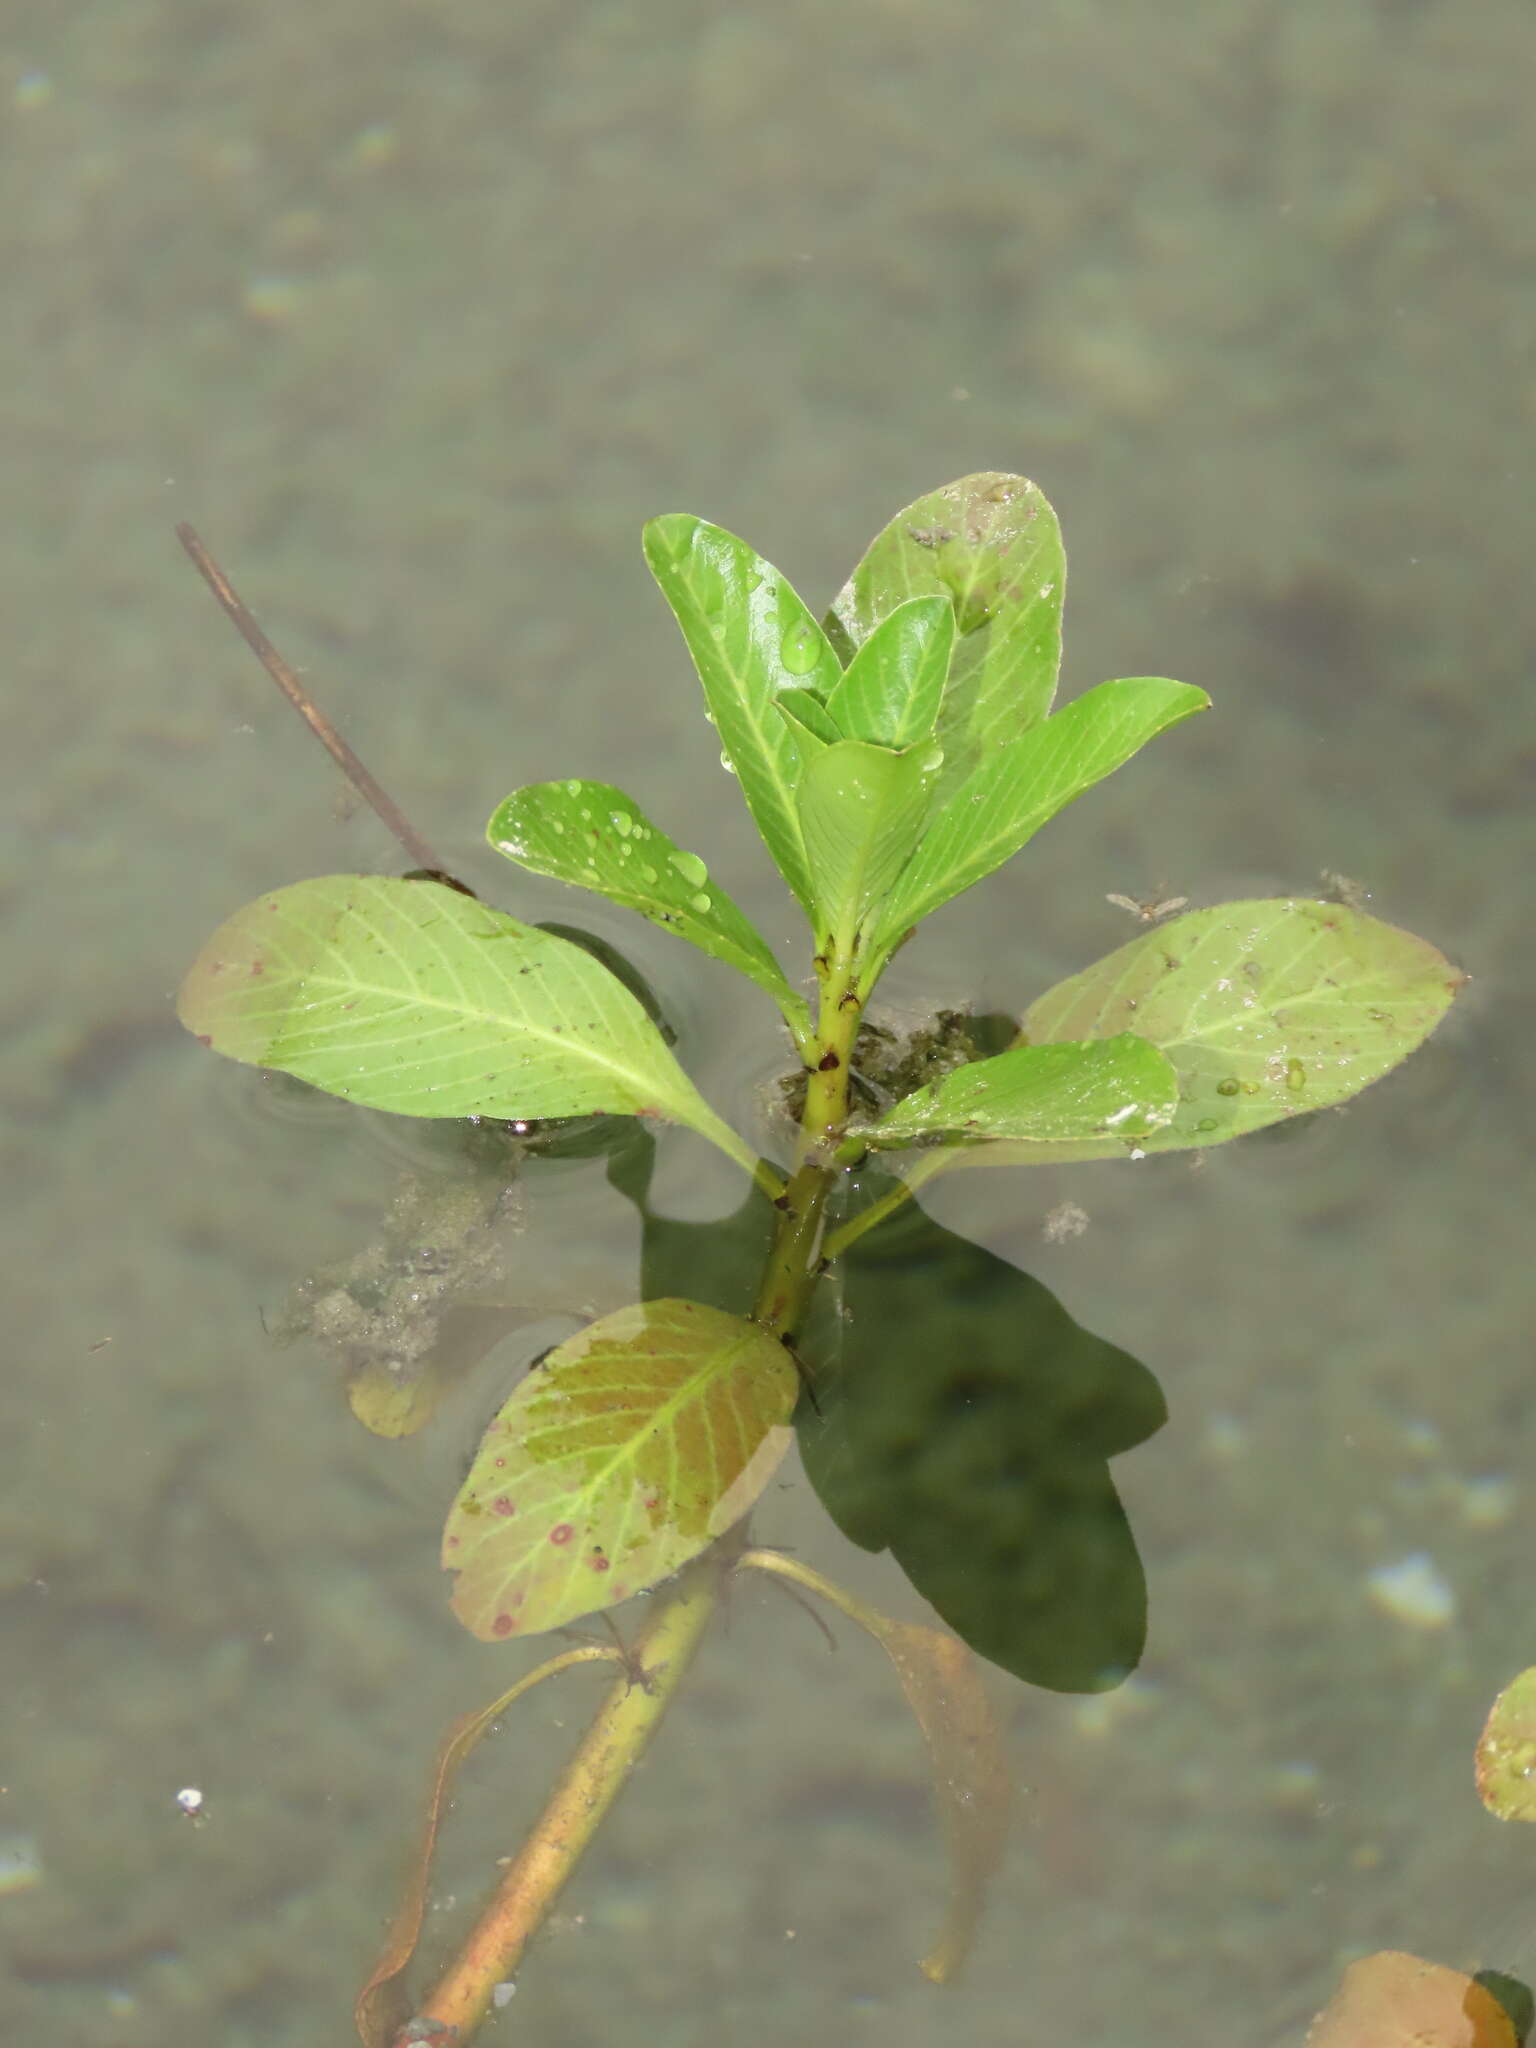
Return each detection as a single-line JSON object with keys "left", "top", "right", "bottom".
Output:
{"left": 864, "top": 1032, "right": 1177, "bottom": 1149}
{"left": 871, "top": 675, "right": 1207, "bottom": 956}
{"left": 644, "top": 513, "right": 840, "bottom": 915}
{"left": 443, "top": 1298, "right": 796, "bottom": 1640}
{"left": 1014, "top": 897, "right": 1468, "bottom": 1160}
{"left": 488, "top": 779, "right": 808, "bottom": 1034}
{"left": 825, "top": 472, "right": 1065, "bottom": 804}
{"left": 823, "top": 593, "right": 954, "bottom": 750}
{"left": 177, "top": 875, "right": 756, "bottom": 1173}
{"left": 1477, "top": 1667, "right": 1536, "bottom": 1821}
{"left": 795, "top": 736, "right": 938, "bottom": 951}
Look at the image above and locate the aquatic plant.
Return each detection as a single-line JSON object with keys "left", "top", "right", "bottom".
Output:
{"left": 177, "top": 475, "right": 1462, "bottom": 2044}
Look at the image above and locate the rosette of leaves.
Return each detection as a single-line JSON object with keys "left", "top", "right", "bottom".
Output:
{"left": 179, "top": 473, "right": 1463, "bottom": 1651}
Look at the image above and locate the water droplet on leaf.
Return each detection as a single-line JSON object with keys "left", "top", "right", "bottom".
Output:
{"left": 690, "top": 891, "right": 711, "bottom": 913}
{"left": 668, "top": 849, "right": 708, "bottom": 888}
{"left": 694, "top": 560, "right": 726, "bottom": 617}
{"left": 779, "top": 622, "right": 822, "bottom": 676}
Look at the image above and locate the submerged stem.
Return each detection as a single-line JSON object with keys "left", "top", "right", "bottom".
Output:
{"left": 397, "top": 1560, "right": 721, "bottom": 2046}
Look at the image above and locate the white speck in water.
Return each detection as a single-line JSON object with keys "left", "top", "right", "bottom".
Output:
{"left": 1365, "top": 1553, "right": 1455, "bottom": 1629}
{"left": 1041, "top": 1201, "right": 1088, "bottom": 1244}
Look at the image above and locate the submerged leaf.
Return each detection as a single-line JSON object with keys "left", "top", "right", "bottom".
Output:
{"left": 863, "top": 1033, "right": 1178, "bottom": 1150}
{"left": 878, "top": 1620, "right": 1012, "bottom": 1983}
{"left": 1306, "top": 1951, "right": 1518, "bottom": 2048}
{"left": 488, "top": 780, "right": 809, "bottom": 1037}
{"left": 826, "top": 473, "right": 1065, "bottom": 803}
{"left": 644, "top": 514, "right": 840, "bottom": 914}
{"left": 871, "top": 676, "right": 1208, "bottom": 959}
{"left": 1477, "top": 1668, "right": 1536, "bottom": 1821}
{"left": 177, "top": 876, "right": 758, "bottom": 1175}
{"left": 443, "top": 1299, "right": 797, "bottom": 1641}
{"left": 739, "top": 1551, "right": 1011, "bottom": 1985}
{"left": 354, "top": 1646, "right": 618, "bottom": 2048}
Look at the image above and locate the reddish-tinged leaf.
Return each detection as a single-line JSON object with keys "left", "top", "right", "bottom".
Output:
{"left": 1306, "top": 1951, "right": 1517, "bottom": 2047}
{"left": 444, "top": 1299, "right": 796, "bottom": 1642}
{"left": 739, "top": 1551, "right": 1011, "bottom": 1983}
{"left": 877, "top": 1620, "right": 1012, "bottom": 1984}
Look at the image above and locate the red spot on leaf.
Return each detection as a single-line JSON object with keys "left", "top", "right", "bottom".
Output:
{"left": 590, "top": 1554, "right": 611, "bottom": 1573}
{"left": 249, "top": 960, "right": 265, "bottom": 976}
{"left": 492, "top": 1496, "right": 516, "bottom": 1517}
{"left": 550, "top": 1523, "right": 574, "bottom": 1546}
{"left": 492, "top": 1613, "right": 516, "bottom": 1637}
{"left": 445, "top": 1535, "right": 461, "bottom": 1549}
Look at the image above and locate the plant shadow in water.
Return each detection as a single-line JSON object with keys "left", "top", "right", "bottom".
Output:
{"left": 609, "top": 1132, "right": 1165, "bottom": 1692}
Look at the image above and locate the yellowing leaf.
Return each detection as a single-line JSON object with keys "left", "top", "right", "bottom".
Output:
{"left": 1476, "top": 1667, "right": 1536, "bottom": 1820}
{"left": 1020, "top": 898, "right": 1467, "bottom": 1159}
{"left": 1306, "top": 1951, "right": 1518, "bottom": 2048}
{"left": 443, "top": 1299, "right": 796, "bottom": 1641}
{"left": 177, "top": 875, "right": 758, "bottom": 1176}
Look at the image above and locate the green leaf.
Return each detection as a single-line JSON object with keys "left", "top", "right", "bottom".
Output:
{"left": 871, "top": 676, "right": 1209, "bottom": 958}
{"left": 796, "top": 738, "right": 939, "bottom": 951}
{"left": 177, "top": 875, "right": 759, "bottom": 1175}
{"left": 644, "top": 514, "right": 843, "bottom": 914}
{"left": 826, "top": 474, "right": 1065, "bottom": 801}
{"left": 944, "top": 898, "right": 1465, "bottom": 1168}
{"left": 776, "top": 687, "right": 842, "bottom": 748}
{"left": 824, "top": 594, "right": 955, "bottom": 750}
{"left": 1478, "top": 1669, "right": 1536, "bottom": 1821}
{"left": 442, "top": 1298, "right": 797, "bottom": 1640}
{"left": 863, "top": 1034, "right": 1178, "bottom": 1149}
{"left": 488, "top": 779, "right": 810, "bottom": 1038}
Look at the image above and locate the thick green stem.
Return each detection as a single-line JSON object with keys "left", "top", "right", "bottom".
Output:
{"left": 754, "top": 945, "right": 862, "bottom": 1335}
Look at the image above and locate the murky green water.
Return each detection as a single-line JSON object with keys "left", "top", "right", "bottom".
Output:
{"left": 5, "top": 2, "right": 1536, "bottom": 2041}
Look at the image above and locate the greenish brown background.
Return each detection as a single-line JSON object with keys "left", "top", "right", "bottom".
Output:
{"left": 3, "top": 2, "right": 1533, "bottom": 2042}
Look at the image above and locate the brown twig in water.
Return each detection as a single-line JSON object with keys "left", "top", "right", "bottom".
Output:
{"left": 175, "top": 523, "right": 446, "bottom": 876}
